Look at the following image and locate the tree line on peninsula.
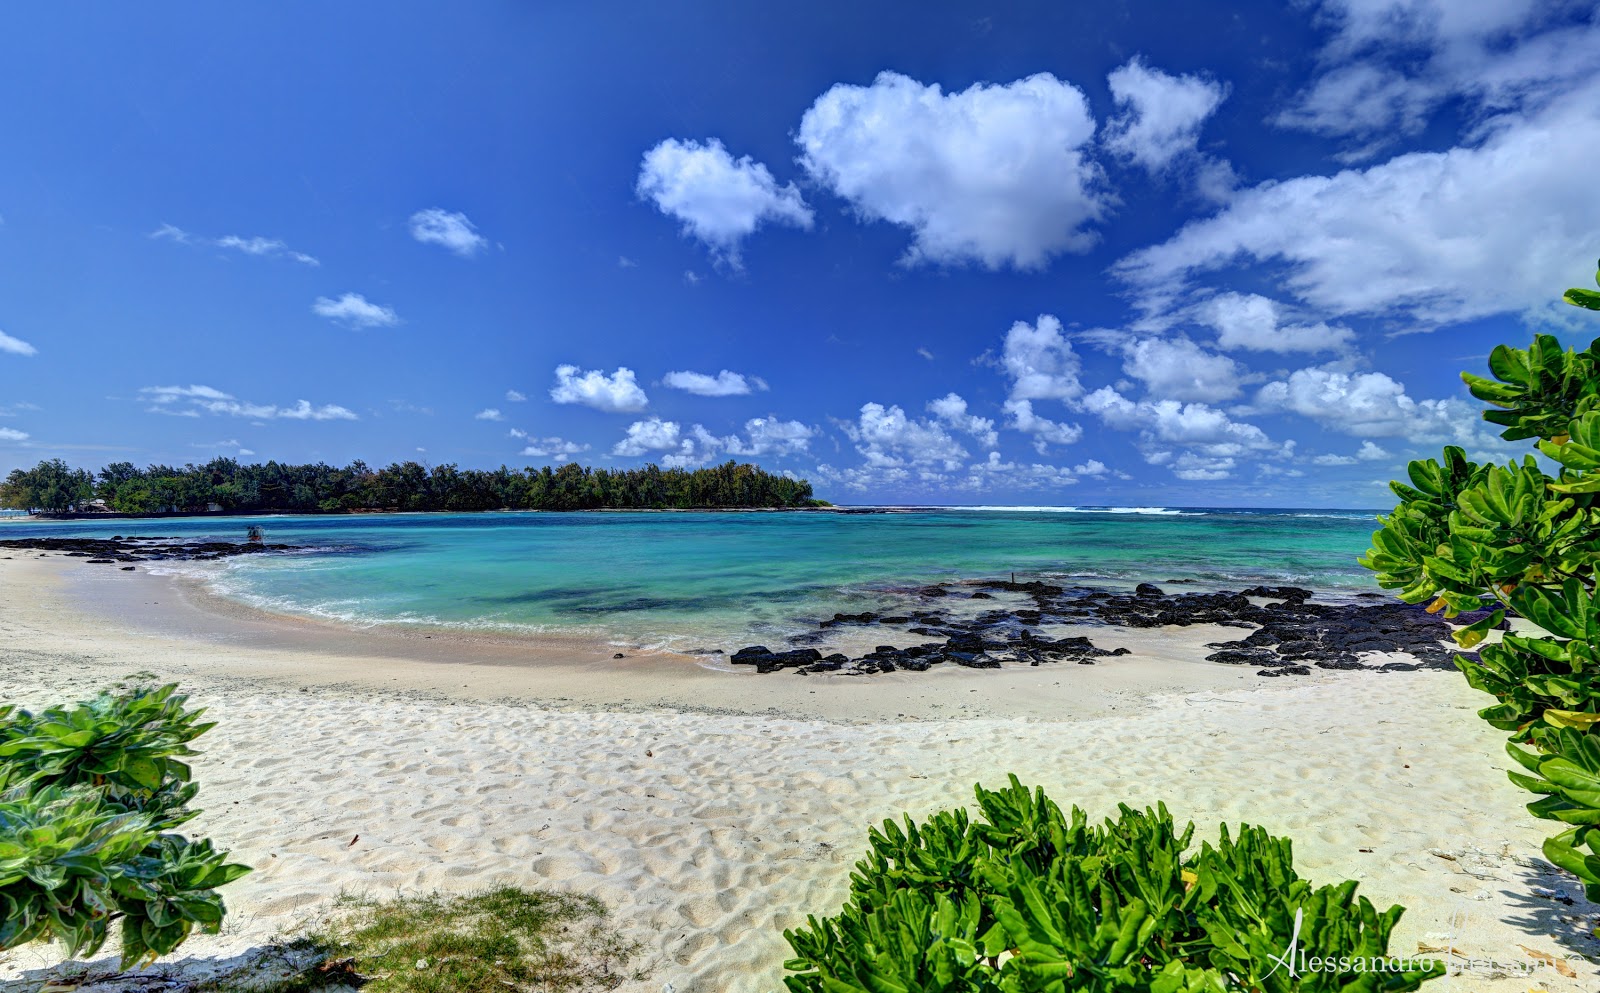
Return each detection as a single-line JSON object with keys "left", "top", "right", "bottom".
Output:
{"left": 0, "top": 457, "right": 819, "bottom": 514}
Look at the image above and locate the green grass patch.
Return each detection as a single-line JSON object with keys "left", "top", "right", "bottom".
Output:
{"left": 237, "top": 887, "right": 644, "bottom": 993}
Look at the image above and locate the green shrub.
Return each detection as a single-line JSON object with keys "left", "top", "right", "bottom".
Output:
{"left": 0, "top": 684, "right": 250, "bottom": 968}
{"left": 783, "top": 777, "right": 1440, "bottom": 992}
{"left": 1361, "top": 261, "right": 1600, "bottom": 898}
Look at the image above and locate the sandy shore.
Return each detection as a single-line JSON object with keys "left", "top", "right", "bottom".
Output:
{"left": 2, "top": 555, "right": 1598, "bottom": 991}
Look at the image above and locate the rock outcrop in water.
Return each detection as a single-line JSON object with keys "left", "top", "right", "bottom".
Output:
{"left": 726, "top": 579, "right": 1489, "bottom": 678}
{"left": 0, "top": 535, "right": 298, "bottom": 562}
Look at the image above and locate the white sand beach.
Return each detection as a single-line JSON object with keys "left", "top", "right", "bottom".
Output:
{"left": 2, "top": 555, "right": 1597, "bottom": 992}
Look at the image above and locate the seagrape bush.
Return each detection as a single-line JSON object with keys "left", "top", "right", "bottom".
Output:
{"left": 1361, "top": 262, "right": 1600, "bottom": 897}
{"left": 0, "top": 684, "right": 250, "bottom": 967}
{"left": 783, "top": 777, "right": 1438, "bottom": 992}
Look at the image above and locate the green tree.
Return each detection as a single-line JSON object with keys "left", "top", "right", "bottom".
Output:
{"left": 0, "top": 459, "right": 93, "bottom": 512}
{"left": 1362, "top": 260, "right": 1600, "bottom": 897}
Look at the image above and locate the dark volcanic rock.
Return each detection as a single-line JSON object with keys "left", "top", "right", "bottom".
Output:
{"left": 0, "top": 536, "right": 302, "bottom": 563}
{"left": 748, "top": 574, "right": 1484, "bottom": 680}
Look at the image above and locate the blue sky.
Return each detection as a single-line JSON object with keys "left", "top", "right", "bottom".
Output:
{"left": 2, "top": 2, "right": 1598, "bottom": 508}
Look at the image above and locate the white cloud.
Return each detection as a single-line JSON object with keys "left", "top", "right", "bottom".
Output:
{"left": 662, "top": 424, "right": 729, "bottom": 468}
{"left": 636, "top": 138, "right": 812, "bottom": 265}
{"left": 995, "top": 315, "right": 1086, "bottom": 452}
{"left": 662, "top": 369, "right": 767, "bottom": 397}
{"left": 0, "top": 330, "right": 38, "bottom": 356}
{"left": 1103, "top": 57, "right": 1228, "bottom": 173}
{"left": 153, "top": 224, "right": 319, "bottom": 265}
{"left": 520, "top": 437, "right": 590, "bottom": 463}
{"left": 618, "top": 256, "right": 637, "bottom": 268}
{"left": 1119, "top": 336, "right": 1245, "bottom": 403}
{"left": 1116, "top": 75, "right": 1600, "bottom": 329}
{"left": 1199, "top": 293, "right": 1356, "bottom": 353}
{"left": 1080, "top": 386, "right": 1282, "bottom": 478}
{"left": 927, "top": 393, "right": 998, "bottom": 448}
{"left": 960, "top": 452, "right": 1081, "bottom": 490}
{"left": 409, "top": 209, "right": 488, "bottom": 258}
{"left": 611, "top": 414, "right": 813, "bottom": 465}
{"left": 1001, "top": 400, "right": 1083, "bottom": 454}
{"left": 508, "top": 428, "right": 526, "bottom": 439}
{"left": 917, "top": 347, "right": 935, "bottom": 361}
{"left": 1254, "top": 366, "right": 1473, "bottom": 440}
{"left": 312, "top": 293, "right": 399, "bottom": 329}
{"left": 796, "top": 71, "right": 1108, "bottom": 270}
{"left": 1277, "top": 1, "right": 1600, "bottom": 142}
{"left": 1312, "top": 452, "right": 1358, "bottom": 466}
{"left": 839, "top": 402, "right": 968, "bottom": 470}
{"left": 1171, "top": 452, "right": 1236, "bottom": 481}
{"left": 474, "top": 408, "right": 503, "bottom": 421}
{"left": 612, "top": 417, "right": 680, "bottom": 456}
{"left": 190, "top": 439, "right": 241, "bottom": 448}
{"left": 1358, "top": 440, "right": 1392, "bottom": 460}
{"left": 139, "top": 385, "right": 357, "bottom": 421}
{"left": 0, "top": 427, "right": 28, "bottom": 442}
{"left": 505, "top": 390, "right": 527, "bottom": 402}
{"left": 810, "top": 462, "right": 911, "bottom": 492}
{"left": 550, "top": 365, "right": 649, "bottom": 413}
{"left": 1000, "top": 315, "right": 1083, "bottom": 402}
{"left": 237, "top": 448, "right": 255, "bottom": 457}
{"left": 725, "top": 416, "right": 816, "bottom": 457}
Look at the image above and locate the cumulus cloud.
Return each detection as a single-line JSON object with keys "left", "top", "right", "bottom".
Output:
{"left": 1116, "top": 75, "right": 1600, "bottom": 329}
{"left": 839, "top": 402, "right": 968, "bottom": 470}
{"left": 1118, "top": 336, "right": 1245, "bottom": 403}
{"left": 0, "top": 330, "right": 38, "bottom": 356}
{"left": 662, "top": 369, "right": 768, "bottom": 397}
{"left": 474, "top": 408, "right": 503, "bottom": 421}
{"left": 994, "top": 315, "right": 1086, "bottom": 451}
{"left": 636, "top": 138, "right": 812, "bottom": 265}
{"left": 1253, "top": 366, "right": 1472, "bottom": 439}
{"left": 1080, "top": 386, "right": 1283, "bottom": 479}
{"left": 1000, "top": 315, "right": 1083, "bottom": 402}
{"left": 927, "top": 393, "right": 998, "bottom": 448}
{"left": 797, "top": 71, "right": 1108, "bottom": 270}
{"left": 312, "top": 293, "right": 399, "bottom": 329}
{"left": 409, "top": 209, "right": 488, "bottom": 257}
{"left": 139, "top": 385, "right": 357, "bottom": 421}
{"left": 1001, "top": 400, "right": 1083, "bottom": 454}
{"left": 960, "top": 452, "right": 1081, "bottom": 490}
{"left": 1198, "top": 293, "right": 1356, "bottom": 353}
{"left": 505, "top": 390, "right": 527, "bottom": 402}
{"left": 1103, "top": 57, "right": 1228, "bottom": 173}
{"left": 610, "top": 414, "right": 814, "bottom": 465}
{"left": 612, "top": 417, "right": 680, "bottom": 456}
{"left": 725, "top": 416, "right": 816, "bottom": 457}
{"left": 0, "top": 427, "right": 28, "bottom": 442}
{"left": 520, "top": 437, "right": 590, "bottom": 462}
{"left": 153, "top": 224, "right": 319, "bottom": 265}
{"left": 550, "top": 365, "right": 649, "bottom": 413}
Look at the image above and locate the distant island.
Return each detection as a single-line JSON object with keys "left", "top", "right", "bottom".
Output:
{"left": 0, "top": 457, "right": 821, "bottom": 516}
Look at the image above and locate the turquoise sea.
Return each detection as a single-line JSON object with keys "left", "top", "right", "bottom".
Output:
{"left": 0, "top": 508, "right": 1385, "bottom": 649}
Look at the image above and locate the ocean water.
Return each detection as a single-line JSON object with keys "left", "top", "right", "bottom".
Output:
{"left": 0, "top": 507, "right": 1384, "bottom": 649}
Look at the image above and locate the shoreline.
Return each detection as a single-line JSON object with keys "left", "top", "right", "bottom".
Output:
{"left": 2, "top": 556, "right": 1598, "bottom": 990}
{"left": 10, "top": 554, "right": 1264, "bottom": 722}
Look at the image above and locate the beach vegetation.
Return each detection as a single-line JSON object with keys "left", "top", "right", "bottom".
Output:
{"left": 227, "top": 888, "right": 642, "bottom": 993}
{"left": 0, "top": 683, "right": 249, "bottom": 968}
{"left": 0, "top": 457, "right": 95, "bottom": 514}
{"left": 1362, "top": 261, "right": 1600, "bottom": 898}
{"left": 1, "top": 458, "right": 816, "bottom": 515}
{"left": 782, "top": 776, "right": 1438, "bottom": 992}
